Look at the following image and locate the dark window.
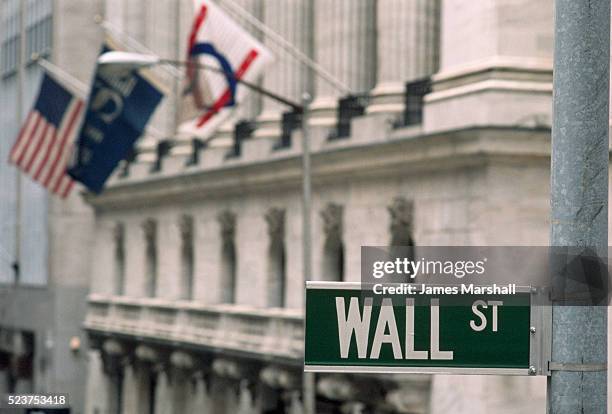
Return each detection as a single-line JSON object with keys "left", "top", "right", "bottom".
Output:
{"left": 179, "top": 216, "right": 194, "bottom": 300}
{"left": 403, "top": 78, "right": 432, "bottom": 126}
{"left": 218, "top": 211, "right": 237, "bottom": 303}
{"left": 226, "top": 120, "right": 254, "bottom": 158}
{"left": 321, "top": 204, "right": 344, "bottom": 281}
{"left": 185, "top": 138, "right": 205, "bottom": 166}
{"left": 274, "top": 110, "right": 302, "bottom": 150}
{"left": 143, "top": 219, "right": 157, "bottom": 297}
{"left": 114, "top": 223, "right": 126, "bottom": 295}
{"left": 266, "top": 208, "right": 286, "bottom": 307}
{"left": 150, "top": 140, "right": 172, "bottom": 173}
{"left": 329, "top": 96, "right": 366, "bottom": 140}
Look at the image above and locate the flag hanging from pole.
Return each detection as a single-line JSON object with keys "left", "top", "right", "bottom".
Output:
{"left": 67, "top": 41, "right": 165, "bottom": 194}
{"left": 180, "top": 0, "right": 273, "bottom": 136}
{"left": 9, "top": 72, "right": 85, "bottom": 198}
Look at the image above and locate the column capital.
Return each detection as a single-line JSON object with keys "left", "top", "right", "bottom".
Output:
{"left": 259, "top": 365, "right": 300, "bottom": 390}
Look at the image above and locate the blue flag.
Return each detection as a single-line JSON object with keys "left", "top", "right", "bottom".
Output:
{"left": 68, "top": 44, "right": 164, "bottom": 193}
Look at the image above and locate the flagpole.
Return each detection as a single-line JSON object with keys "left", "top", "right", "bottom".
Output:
{"left": 158, "top": 59, "right": 303, "bottom": 113}
{"left": 301, "top": 93, "right": 316, "bottom": 414}
{"left": 13, "top": 0, "right": 26, "bottom": 283}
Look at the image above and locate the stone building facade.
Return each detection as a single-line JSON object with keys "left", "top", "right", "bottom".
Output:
{"left": 83, "top": 0, "right": 560, "bottom": 413}
{"left": 0, "top": 1, "right": 102, "bottom": 412}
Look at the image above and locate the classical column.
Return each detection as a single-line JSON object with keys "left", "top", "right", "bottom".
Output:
{"left": 134, "top": 345, "right": 163, "bottom": 414}
{"left": 189, "top": 372, "right": 213, "bottom": 412}
{"left": 369, "top": 0, "right": 440, "bottom": 114}
{"left": 0, "top": 352, "right": 10, "bottom": 394}
{"left": 211, "top": 358, "right": 251, "bottom": 413}
{"left": 170, "top": 351, "right": 196, "bottom": 414}
{"left": 260, "top": 365, "right": 304, "bottom": 414}
{"left": 255, "top": 0, "right": 313, "bottom": 139}
{"left": 311, "top": 0, "right": 376, "bottom": 125}
{"left": 384, "top": 376, "right": 431, "bottom": 414}
{"left": 237, "top": 379, "right": 257, "bottom": 414}
{"left": 422, "top": 0, "right": 553, "bottom": 132}
{"left": 101, "top": 339, "right": 127, "bottom": 414}
{"left": 154, "top": 370, "right": 173, "bottom": 414}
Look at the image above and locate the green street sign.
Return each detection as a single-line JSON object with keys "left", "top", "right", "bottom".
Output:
{"left": 304, "top": 282, "right": 551, "bottom": 375}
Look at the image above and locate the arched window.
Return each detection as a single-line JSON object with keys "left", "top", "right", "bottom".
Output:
{"left": 142, "top": 219, "right": 157, "bottom": 297}
{"left": 218, "top": 211, "right": 237, "bottom": 304}
{"left": 179, "top": 215, "right": 194, "bottom": 300}
{"left": 321, "top": 203, "right": 344, "bottom": 282}
{"left": 113, "top": 223, "right": 126, "bottom": 296}
{"left": 265, "top": 208, "right": 286, "bottom": 307}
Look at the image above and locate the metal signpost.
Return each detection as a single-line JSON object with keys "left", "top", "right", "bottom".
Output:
{"left": 305, "top": 282, "right": 550, "bottom": 376}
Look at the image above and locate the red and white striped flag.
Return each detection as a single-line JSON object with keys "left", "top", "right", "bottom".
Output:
{"left": 179, "top": 0, "right": 273, "bottom": 138}
{"left": 9, "top": 71, "right": 85, "bottom": 198}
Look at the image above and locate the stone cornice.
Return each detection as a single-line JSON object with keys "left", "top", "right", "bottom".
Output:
{"left": 84, "top": 126, "right": 551, "bottom": 211}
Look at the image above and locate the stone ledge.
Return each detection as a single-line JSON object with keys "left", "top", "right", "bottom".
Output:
{"left": 85, "top": 295, "right": 304, "bottom": 361}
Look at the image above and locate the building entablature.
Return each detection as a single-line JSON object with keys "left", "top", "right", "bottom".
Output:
{"left": 86, "top": 126, "right": 551, "bottom": 211}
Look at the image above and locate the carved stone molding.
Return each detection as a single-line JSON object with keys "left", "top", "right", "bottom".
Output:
{"left": 387, "top": 197, "right": 413, "bottom": 237}
{"left": 321, "top": 203, "right": 343, "bottom": 240}
{"left": 142, "top": 218, "right": 157, "bottom": 243}
{"left": 265, "top": 208, "right": 285, "bottom": 240}
{"left": 102, "top": 339, "right": 125, "bottom": 357}
{"left": 170, "top": 350, "right": 195, "bottom": 371}
{"left": 217, "top": 211, "right": 236, "bottom": 242}
{"left": 212, "top": 358, "right": 258, "bottom": 382}
{"left": 385, "top": 387, "right": 428, "bottom": 414}
{"left": 101, "top": 339, "right": 128, "bottom": 377}
{"left": 134, "top": 345, "right": 161, "bottom": 363}
{"left": 212, "top": 358, "right": 241, "bottom": 379}
{"left": 260, "top": 365, "right": 299, "bottom": 390}
{"left": 317, "top": 375, "right": 357, "bottom": 402}
{"left": 113, "top": 222, "right": 125, "bottom": 245}
{"left": 179, "top": 215, "right": 194, "bottom": 242}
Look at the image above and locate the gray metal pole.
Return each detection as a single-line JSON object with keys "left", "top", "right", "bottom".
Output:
{"left": 14, "top": 0, "right": 26, "bottom": 284}
{"left": 301, "top": 92, "right": 316, "bottom": 414}
{"left": 549, "top": 0, "right": 609, "bottom": 412}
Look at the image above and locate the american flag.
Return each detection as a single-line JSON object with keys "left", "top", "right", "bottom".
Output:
{"left": 9, "top": 72, "right": 85, "bottom": 198}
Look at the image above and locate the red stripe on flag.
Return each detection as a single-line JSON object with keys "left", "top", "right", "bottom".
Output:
{"left": 188, "top": 4, "right": 208, "bottom": 61}
{"left": 60, "top": 178, "right": 75, "bottom": 199}
{"left": 187, "top": 4, "right": 209, "bottom": 108}
{"left": 34, "top": 100, "right": 80, "bottom": 181}
{"left": 14, "top": 115, "right": 42, "bottom": 166}
{"left": 33, "top": 129, "right": 58, "bottom": 181}
{"left": 20, "top": 121, "right": 49, "bottom": 171}
{"left": 196, "top": 49, "right": 259, "bottom": 128}
{"left": 43, "top": 100, "right": 84, "bottom": 188}
{"left": 9, "top": 112, "right": 34, "bottom": 162}
{"left": 23, "top": 123, "right": 51, "bottom": 173}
